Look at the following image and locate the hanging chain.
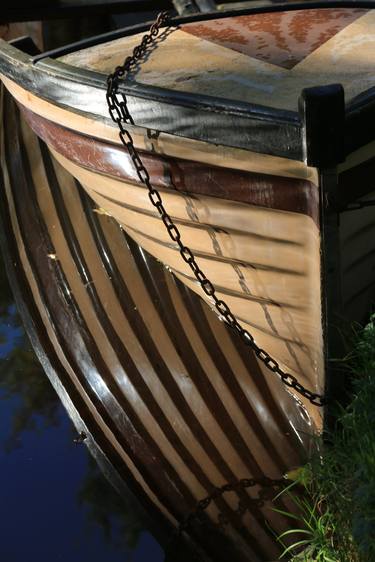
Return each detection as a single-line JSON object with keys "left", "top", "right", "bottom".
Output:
{"left": 106, "top": 11, "right": 326, "bottom": 407}
{"left": 177, "top": 476, "right": 285, "bottom": 536}
{"left": 165, "top": 475, "right": 287, "bottom": 559}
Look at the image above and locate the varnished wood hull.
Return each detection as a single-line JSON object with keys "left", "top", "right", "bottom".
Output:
{"left": 49, "top": 133, "right": 325, "bottom": 423}
{"left": 1, "top": 5, "right": 375, "bottom": 559}
{"left": 0, "top": 80, "right": 326, "bottom": 423}
{"left": 0, "top": 87, "right": 317, "bottom": 562}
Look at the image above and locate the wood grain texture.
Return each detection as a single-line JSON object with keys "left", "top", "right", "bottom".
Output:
{"left": 61, "top": 8, "right": 374, "bottom": 111}
{"left": 1, "top": 87, "right": 318, "bottom": 562}
{"left": 22, "top": 105, "right": 320, "bottom": 223}
{"left": 1, "top": 75, "right": 318, "bottom": 181}
{"left": 49, "top": 141, "right": 325, "bottom": 424}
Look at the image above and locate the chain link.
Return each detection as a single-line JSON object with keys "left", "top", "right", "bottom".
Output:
{"left": 106, "top": 11, "right": 326, "bottom": 408}
{"left": 164, "top": 474, "right": 288, "bottom": 555}
{"left": 177, "top": 476, "right": 285, "bottom": 537}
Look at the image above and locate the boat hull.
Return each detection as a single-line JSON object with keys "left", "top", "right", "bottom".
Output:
{"left": 0, "top": 87, "right": 315, "bottom": 562}
{"left": 1, "top": 4, "right": 375, "bottom": 559}
{"left": 2, "top": 90, "right": 326, "bottom": 423}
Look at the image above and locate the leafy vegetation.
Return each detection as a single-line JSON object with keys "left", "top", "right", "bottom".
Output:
{"left": 274, "top": 316, "right": 375, "bottom": 561}
{"left": 0, "top": 262, "right": 60, "bottom": 451}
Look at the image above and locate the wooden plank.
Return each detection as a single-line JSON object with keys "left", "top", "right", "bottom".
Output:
{"left": 0, "top": 41, "right": 303, "bottom": 159}
{"left": 0, "top": 87, "right": 316, "bottom": 561}
{"left": 22, "top": 104, "right": 317, "bottom": 218}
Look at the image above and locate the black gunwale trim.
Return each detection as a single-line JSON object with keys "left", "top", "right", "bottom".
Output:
{"left": 36, "top": 58, "right": 300, "bottom": 125}
{"left": 0, "top": 1, "right": 373, "bottom": 159}
{"left": 0, "top": 40, "right": 301, "bottom": 159}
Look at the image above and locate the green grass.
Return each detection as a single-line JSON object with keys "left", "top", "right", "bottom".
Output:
{"left": 273, "top": 487, "right": 338, "bottom": 562}
{"left": 274, "top": 314, "right": 375, "bottom": 562}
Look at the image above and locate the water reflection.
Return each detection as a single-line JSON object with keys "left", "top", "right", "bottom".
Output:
{"left": 0, "top": 253, "right": 163, "bottom": 561}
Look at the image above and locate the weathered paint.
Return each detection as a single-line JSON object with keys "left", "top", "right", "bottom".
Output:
{"left": 61, "top": 8, "right": 375, "bottom": 111}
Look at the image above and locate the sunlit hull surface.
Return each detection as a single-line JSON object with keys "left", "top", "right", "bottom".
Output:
{"left": 0, "top": 4, "right": 375, "bottom": 561}
{"left": 0, "top": 75, "right": 326, "bottom": 425}
{"left": 1, "top": 89, "right": 313, "bottom": 562}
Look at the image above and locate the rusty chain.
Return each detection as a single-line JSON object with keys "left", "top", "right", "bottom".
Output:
{"left": 177, "top": 476, "right": 285, "bottom": 535}
{"left": 166, "top": 475, "right": 286, "bottom": 558}
{"left": 106, "top": 11, "right": 326, "bottom": 407}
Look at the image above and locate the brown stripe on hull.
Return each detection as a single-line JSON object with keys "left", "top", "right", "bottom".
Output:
{"left": 1, "top": 89, "right": 318, "bottom": 560}
{"left": 1, "top": 75, "right": 319, "bottom": 184}
{"left": 5, "top": 102, "right": 193, "bottom": 524}
{"left": 21, "top": 103, "right": 319, "bottom": 223}
{"left": 50, "top": 146, "right": 324, "bottom": 421}
{"left": 2, "top": 94, "right": 257, "bottom": 562}
{"left": 46, "top": 153, "right": 278, "bottom": 559}
{"left": 0, "top": 121, "right": 177, "bottom": 557}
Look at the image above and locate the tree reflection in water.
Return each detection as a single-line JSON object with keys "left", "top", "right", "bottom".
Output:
{"left": 0, "top": 253, "right": 144, "bottom": 555}
{"left": 0, "top": 259, "right": 59, "bottom": 452}
{"left": 78, "top": 456, "right": 143, "bottom": 552}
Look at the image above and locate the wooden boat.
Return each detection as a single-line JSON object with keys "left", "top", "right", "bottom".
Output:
{"left": 0, "top": 2, "right": 374, "bottom": 560}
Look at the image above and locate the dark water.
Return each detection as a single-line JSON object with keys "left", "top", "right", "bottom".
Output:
{"left": 0, "top": 254, "right": 164, "bottom": 562}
